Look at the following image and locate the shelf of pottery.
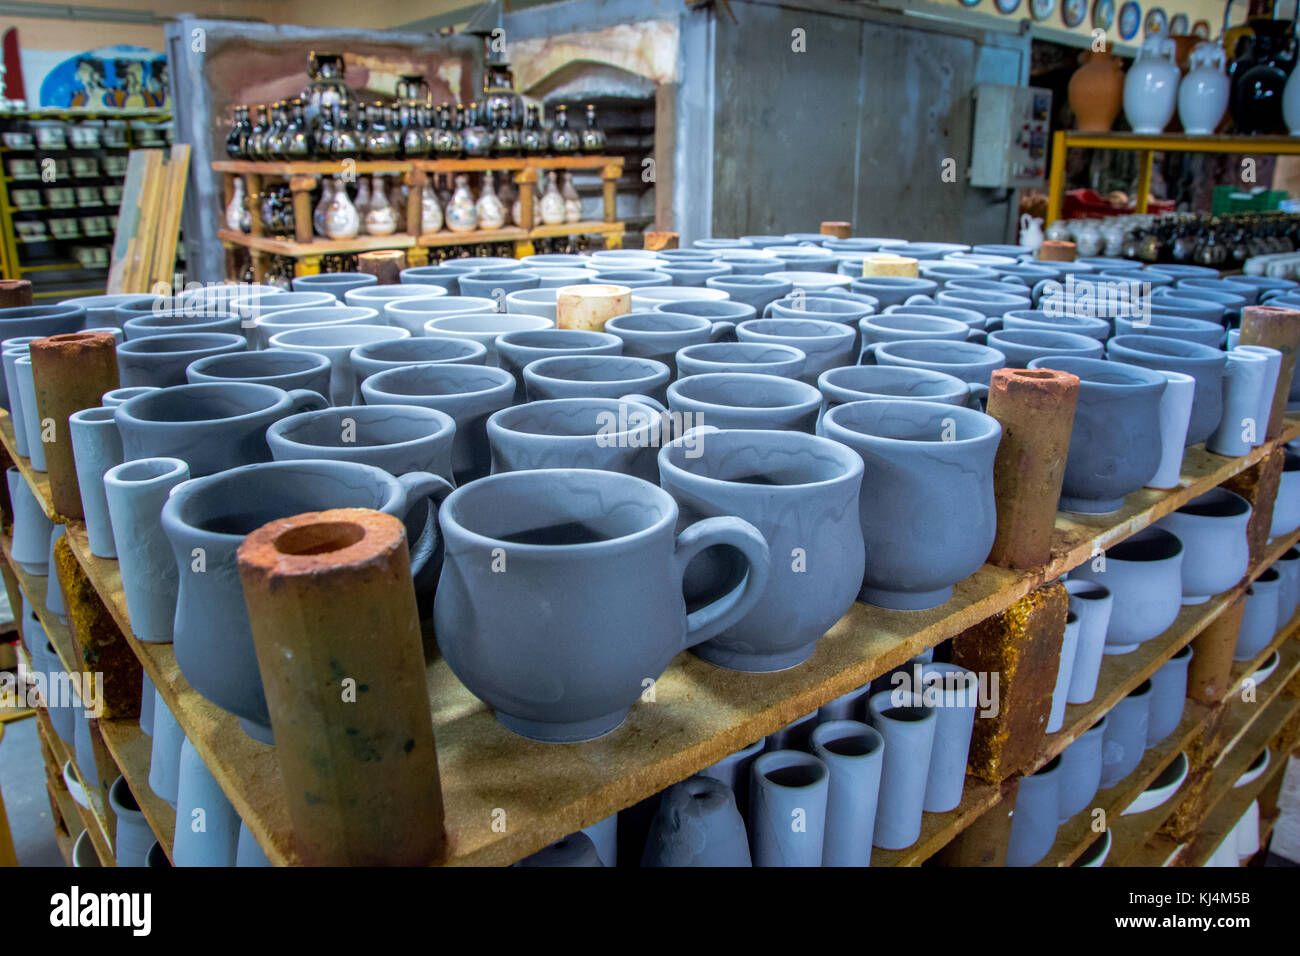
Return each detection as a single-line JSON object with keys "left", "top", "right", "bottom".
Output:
{"left": 1052, "top": 21, "right": 1300, "bottom": 224}
{"left": 213, "top": 156, "right": 624, "bottom": 282}
{"left": 5, "top": 250, "right": 1300, "bottom": 867}
{"left": 0, "top": 112, "right": 174, "bottom": 298}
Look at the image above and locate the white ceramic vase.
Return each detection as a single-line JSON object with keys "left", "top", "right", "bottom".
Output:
{"left": 1179, "top": 42, "right": 1230, "bottom": 136}
{"left": 1124, "top": 36, "right": 1180, "bottom": 134}
{"left": 446, "top": 174, "right": 479, "bottom": 232}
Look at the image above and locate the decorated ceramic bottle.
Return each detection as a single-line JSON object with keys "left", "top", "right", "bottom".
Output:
{"left": 421, "top": 180, "right": 443, "bottom": 234}
{"left": 324, "top": 182, "right": 360, "bottom": 239}
{"left": 446, "top": 173, "right": 479, "bottom": 232}
{"left": 353, "top": 176, "right": 371, "bottom": 219}
{"left": 539, "top": 171, "right": 566, "bottom": 226}
{"left": 1123, "top": 35, "right": 1180, "bottom": 134}
{"left": 561, "top": 171, "right": 582, "bottom": 223}
{"left": 364, "top": 176, "right": 398, "bottom": 236}
{"left": 225, "top": 178, "right": 246, "bottom": 232}
{"left": 476, "top": 171, "right": 506, "bottom": 229}
{"left": 313, "top": 178, "right": 335, "bottom": 237}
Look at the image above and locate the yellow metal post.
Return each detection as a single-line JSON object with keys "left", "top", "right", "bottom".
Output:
{"left": 1047, "top": 130, "right": 1068, "bottom": 225}
{"left": 1135, "top": 150, "right": 1154, "bottom": 215}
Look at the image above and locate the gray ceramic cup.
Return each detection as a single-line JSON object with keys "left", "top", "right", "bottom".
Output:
{"left": 1027, "top": 356, "right": 1167, "bottom": 514}
{"left": 705, "top": 274, "right": 794, "bottom": 312}
{"left": 1005, "top": 754, "right": 1063, "bottom": 866}
{"left": 1001, "top": 309, "right": 1111, "bottom": 341}
{"left": 869, "top": 339, "right": 1007, "bottom": 391}
{"left": 1058, "top": 715, "right": 1107, "bottom": 822}
{"left": 266, "top": 403, "right": 456, "bottom": 480}
{"left": 867, "top": 689, "right": 937, "bottom": 850}
{"left": 351, "top": 336, "right": 489, "bottom": 384}
{"left": 735, "top": 318, "right": 857, "bottom": 384}
{"left": 984, "top": 328, "right": 1105, "bottom": 368}
{"left": 115, "top": 382, "right": 327, "bottom": 477}
{"left": 268, "top": 323, "right": 409, "bottom": 405}
{"left": 809, "top": 720, "right": 884, "bottom": 867}
{"left": 251, "top": 305, "right": 380, "bottom": 350}
{"left": 655, "top": 298, "right": 756, "bottom": 327}
{"left": 658, "top": 427, "right": 865, "bottom": 671}
{"left": 457, "top": 269, "right": 541, "bottom": 300}
{"left": 676, "top": 341, "right": 806, "bottom": 379}
{"left": 116, "top": 332, "right": 246, "bottom": 388}
{"left": 605, "top": 311, "right": 735, "bottom": 377}
{"left": 1071, "top": 527, "right": 1185, "bottom": 653}
{"left": 1147, "top": 644, "right": 1193, "bottom": 747}
{"left": 850, "top": 276, "right": 938, "bottom": 307}
{"left": 523, "top": 354, "right": 672, "bottom": 404}
{"left": 360, "top": 363, "right": 514, "bottom": 484}
{"left": 590, "top": 270, "right": 672, "bottom": 289}
{"left": 818, "top": 365, "right": 985, "bottom": 425}
{"left": 487, "top": 397, "right": 664, "bottom": 482}
{"left": 494, "top": 328, "right": 623, "bottom": 402}
{"left": 101, "top": 386, "right": 159, "bottom": 407}
{"left": 647, "top": 372, "right": 822, "bottom": 433}
{"left": 399, "top": 265, "right": 465, "bottom": 294}
{"left": 423, "top": 312, "right": 553, "bottom": 367}
{"left": 186, "top": 348, "right": 332, "bottom": 397}
{"left": 291, "top": 272, "right": 377, "bottom": 300}
{"left": 504, "top": 288, "right": 560, "bottom": 322}
{"left": 1099, "top": 680, "right": 1152, "bottom": 788}
{"left": 1107, "top": 334, "right": 1226, "bottom": 446}
{"left": 383, "top": 295, "right": 497, "bottom": 336}
{"left": 162, "top": 459, "right": 451, "bottom": 743}
{"left": 749, "top": 750, "right": 830, "bottom": 866}
{"left": 822, "top": 399, "right": 1001, "bottom": 610}
{"left": 342, "top": 282, "right": 448, "bottom": 313}
{"left": 433, "top": 467, "right": 771, "bottom": 742}
{"left": 121, "top": 309, "right": 242, "bottom": 340}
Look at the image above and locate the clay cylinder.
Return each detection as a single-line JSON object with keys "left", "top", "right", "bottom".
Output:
{"left": 1187, "top": 596, "right": 1247, "bottom": 705}
{"left": 643, "top": 231, "right": 679, "bottom": 251}
{"left": 821, "top": 221, "right": 852, "bottom": 239}
{"left": 0, "top": 279, "right": 33, "bottom": 309}
{"left": 986, "top": 367, "right": 1079, "bottom": 569}
{"left": 29, "top": 332, "right": 119, "bottom": 519}
{"left": 1038, "top": 240, "right": 1077, "bottom": 262}
{"left": 862, "top": 254, "right": 919, "bottom": 278}
{"left": 356, "top": 249, "right": 407, "bottom": 285}
{"left": 556, "top": 283, "right": 631, "bottom": 331}
{"left": 1239, "top": 305, "right": 1300, "bottom": 440}
{"left": 236, "top": 508, "right": 446, "bottom": 865}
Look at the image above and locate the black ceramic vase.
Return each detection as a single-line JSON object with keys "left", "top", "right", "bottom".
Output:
{"left": 1231, "top": 18, "right": 1297, "bottom": 134}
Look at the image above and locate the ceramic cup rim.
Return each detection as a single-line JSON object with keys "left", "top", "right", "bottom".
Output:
{"left": 268, "top": 403, "right": 456, "bottom": 451}
{"left": 187, "top": 347, "right": 332, "bottom": 381}
{"left": 489, "top": 397, "right": 661, "bottom": 442}
{"left": 361, "top": 361, "right": 514, "bottom": 401}
{"left": 822, "top": 398, "right": 1000, "bottom": 448}
{"left": 667, "top": 371, "right": 822, "bottom": 411}
{"left": 116, "top": 381, "right": 297, "bottom": 427}
{"left": 116, "top": 331, "right": 246, "bottom": 356}
{"left": 659, "top": 426, "right": 863, "bottom": 490}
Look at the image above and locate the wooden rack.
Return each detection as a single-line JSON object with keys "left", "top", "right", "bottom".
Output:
{"left": 3, "top": 401, "right": 1298, "bottom": 866}
{"left": 212, "top": 156, "right": 625, "bottom": 282}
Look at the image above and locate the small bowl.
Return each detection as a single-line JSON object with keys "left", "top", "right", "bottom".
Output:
{"left": 1122, "top": 751, "right": 1189, "bottom": 816}
{"left": 1234, "top": 748, "right": 1271, "bottom": 789}
{"left": 1249, "top": 649, "right": 1281, "bottom": 687}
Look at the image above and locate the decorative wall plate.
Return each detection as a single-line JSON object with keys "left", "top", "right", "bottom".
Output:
{"left": 1030, "top": 0, "right": 1056, "bottom": 21}
{"left": 1063, "top": 0, "right": 1087, "bottom": 28}
{"left": 1119, "top": 1, "right": 1141, "bottom": 40}
{"left": 995, "top": 0, "right": 1022, "bottom": 13}
{"left": 1093, "top": 0, "right": 1115, "bottom": 30}
{"left": 1170, "top": 13, "right": 1188, "bottom": 35}
{"left": 1191, "top": 19, "right": 1210, "bottom": 39}
{"left": 1144, "top": 6, "right": 1167, "bottom": 36}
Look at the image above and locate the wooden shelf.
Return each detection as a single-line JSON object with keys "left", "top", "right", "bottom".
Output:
{"left": 34, "top": 705, "right": 115, "bottom": 866}
{"left": 211, "top": 160, "right": 409, "bottom": 175}
{"left": 528, "top": 220, "right": 625, "bottom": 239}
{"left": 1041, "top": 702, "right": 1211, "bottom": 867}
{"left": 39, "top": 412, "right": 1300, "bottom": 866}
{"left": 217, "top": 228, "right": 414, "bottom": 257}
{"left": 870, "top": 776, "right": 1002, "bottom": 866}
{"left": 417, "top": 227, "right": 528, "bottom": 247}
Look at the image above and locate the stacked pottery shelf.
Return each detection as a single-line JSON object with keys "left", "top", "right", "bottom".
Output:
{"left": 212, "top": 156, "right": 625, "bottom": 282}
{"left": 3, "top": 401, "right": 1298, "bottom": 866}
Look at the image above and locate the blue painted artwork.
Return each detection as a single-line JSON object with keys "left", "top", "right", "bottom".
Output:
{"left": 39, "top": 45, "right": 168, "bottom": 109}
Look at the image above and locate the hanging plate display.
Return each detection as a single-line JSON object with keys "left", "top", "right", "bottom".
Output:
{"left": 1145, "top": 6, "right": 1168, "bottom": 36}
{"left": 1170, "top": 13, "right": 1188, "bottom": 35}
{"left": 1118, "top": 1, "right": 1141, "bottom": 40}
{"left": 994, "top": 0, "right": 1022, "bottom": 14}
{"left": 1030, "top": 0, "right": 1056, "bottom": 21}
{"left": 1093, "top": 0, "right": 1115, "bottom": 31}
{"left": 1063, "top": 0, "right": 1087, "bottom": 28}
{"left": 1191, "top": 19, "right": 1210, "bottom": 39}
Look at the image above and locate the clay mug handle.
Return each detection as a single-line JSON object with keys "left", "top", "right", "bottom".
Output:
{"left": 285, "top": 388, "right": 329, "bottom": 414}
{"left": 675, "top": 515, "right": 771, "bottom": 647}
{"left": 396, "top": 471, "right": 455, "bottom": 578}
{"left": 902, "top": 294, "right": 933, "bottom": 306}
{"left": 709, "top": 321, "right": 736, "bottom": 342}
{"left": 618, "top": 393, "right": 674, "bottom": 442}
{"left": 858, "top": 341, "right": 881, "bottom": 366}
{"left": 964, "top": 383, "right": 989, "bottom": 410}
